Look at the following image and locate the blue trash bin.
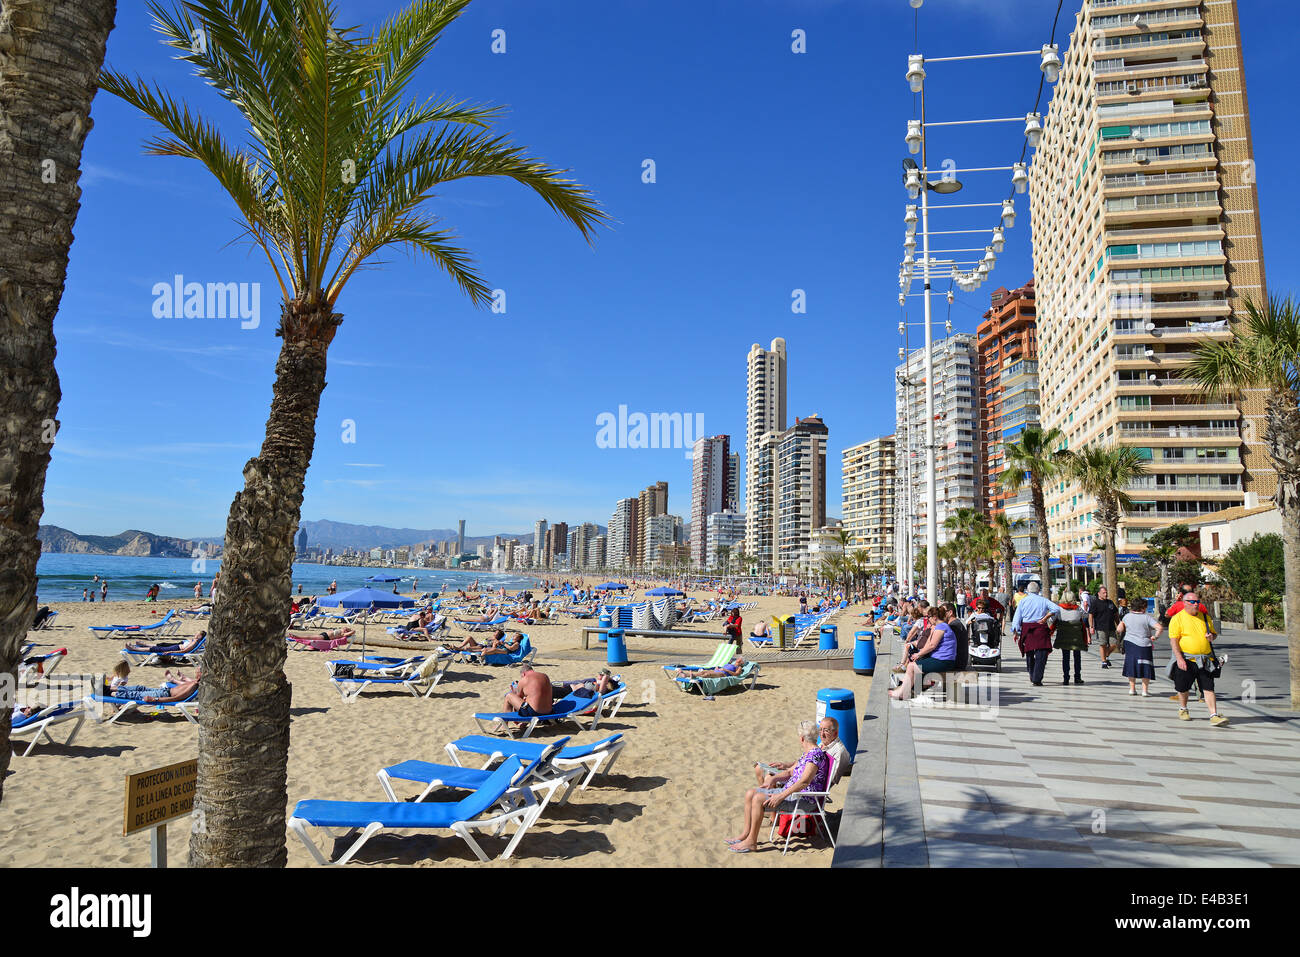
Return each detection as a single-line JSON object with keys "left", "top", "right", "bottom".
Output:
{"left": 598, "top": 613, "right": 612, "bottom": 643}
{"left": 606, "top": 628, "right": 628, "bottom": 667}
{"left": 854, "top": 631, "right": 877, "bottom": 675}
{"left": 817, "top": 688, "right": 857, "bottom": 762}
{"left": 819, "top": 625, "right": 838, "bottom": 650}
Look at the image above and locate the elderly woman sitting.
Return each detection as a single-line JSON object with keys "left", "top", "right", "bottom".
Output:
{"left": 726, "top": 719, "right": 829, "bottom": 853}
{"left": 889, "top": 605, "right": 957, "bottom": 700}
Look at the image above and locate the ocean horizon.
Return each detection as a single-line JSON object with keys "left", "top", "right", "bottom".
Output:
{"left": 35, "top": 553, "right": 537, "bottom": 604}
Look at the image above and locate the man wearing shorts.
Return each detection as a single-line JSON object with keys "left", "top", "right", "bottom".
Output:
{"left": 1089, "top": 585, "right": 1120, "bottom": 669}
{"left": 505, "top": 665, "right": 553, "bottom": 717}
{"left": 1168, "top": 592, "right": 1227, "bottom": 726}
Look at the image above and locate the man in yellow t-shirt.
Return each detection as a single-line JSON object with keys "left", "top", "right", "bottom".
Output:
{"left": 1167, "top": 592, "right": 1227, "bottom": 726}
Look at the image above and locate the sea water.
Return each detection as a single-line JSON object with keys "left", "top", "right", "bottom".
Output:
{"left": 34, "top": 553, "right": 539, "bottom": 603}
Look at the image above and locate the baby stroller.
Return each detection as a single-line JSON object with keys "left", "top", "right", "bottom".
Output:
{"left": 967, "top": 615, "right": 1002, "bottom": 673}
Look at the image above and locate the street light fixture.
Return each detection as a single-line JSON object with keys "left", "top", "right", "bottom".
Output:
{"left": 907, "top": 55, "right": 927, "bottom": 93}
{"left": 1002, "top": 198, "right": 1017, "bottom": 228}
{"left": 905, "top": 164, "right": 922, "bottom": 198}
{"left": 906, "top": 119, "right": 923, "bottom": 154}
{"left": 905, "top": 204, "right": 918, "bottom": 232}
{"left": 1012, "top": 161, "right": 1029, "bottom": 194}
{"left": 1040, "top": 44, "right": 1062, "bottom": 83}
{"left": 1024, "top": 112, "right": 1043, "bottom": 148}
{"left": 991, "top": 226, "right": 1006, "bottom": 253}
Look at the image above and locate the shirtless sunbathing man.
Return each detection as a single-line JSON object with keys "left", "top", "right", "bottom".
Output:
{"left": 505, "top": 665, "right": 552, "bottom": 716}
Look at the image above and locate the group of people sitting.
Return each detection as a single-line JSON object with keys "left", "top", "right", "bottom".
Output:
{"left": 108, "top": 660, "right": 201, "bottom": 704}
{"left": 451, "top": 628, "right": 523, "bottom": 656}
{"left": 500, "top": 664, "right": 618, "bottom": 717}
{"left": 725, "top": 715, "right": 849, "bottom": 853}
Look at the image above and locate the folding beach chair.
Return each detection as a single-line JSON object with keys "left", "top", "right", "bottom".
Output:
{"left": 88, "top": 609, "right": 178, "bottom": 639}
{"left": 377, "top": 736, "right": 582, "bottom": 813}
{"left": 288, "top": 634, "right": 351, "bottom": 652}
{"left": 18, "top": 647, "right": 67, "bottom": 685}
{"left": 671, "top": 661, "right": 760, "bottom": 696}
{"left": 445, "top": 733, "right": 627, "bottom": 791}
{"left": 33, "top": 610, "right": 59, "bottom": 631}
{"left": 120, "top": 633, "right": 206, "bottom": 667}
{"left": 10, "top": 703, "right": 86, "bottom": 756}
{"left": 767, "top": 753, "right": 839, "bottom": 854}
{"left": 660, "top": 643, "right": 736, "bottom": 675}
{"left": 288, "top": 759, "right": 545, "bottom": 865}
{"left": 328, "top": 654, "right": 452, "bottom": 701}
{"left": 471, "top": 693, "right": 591, "bottom": 738}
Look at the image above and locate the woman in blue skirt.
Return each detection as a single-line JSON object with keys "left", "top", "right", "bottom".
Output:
{"left": 1117, "top": 597, "right": 1162, "bottom": 696}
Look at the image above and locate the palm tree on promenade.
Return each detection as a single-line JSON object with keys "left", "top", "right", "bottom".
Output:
{"left": 989, "top": 513, "right": 1024, "bottom": 595}
{"left": 1183, "top": 295, "right": 1300, "bottom": 709}
{"left": 1057, "top": 445, "right": 1148, "bottom": 600}
{"left": 1000, "top": 426, "right": 1065, "bottom": 592}
{"left": 101, "top": 0, "right": 608, "bottom": 865}
{"left": 0, "top": 0, "right": 118, "bottom": 801}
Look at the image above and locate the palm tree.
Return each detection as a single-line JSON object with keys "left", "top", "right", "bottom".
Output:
{"left": 989, "top": 513, "right": 1025, "bottom": 594}
{"left": 1000, "top": 426, "right": 1065, "bottom": 591}
{"left": 101, "top": 0, "right": 608, "bottom": 865}
{"left": 942, "top": 507, "right": 985, "bottom": 591}
{"left": 716, "top": 544, "right": 731, "bottom": 579}
{"left": 0, "top": 0, "right": 118, "bottom": 800}
{"left": 1057, "top": 444, "right": 1148, "bottom": 600}
{"left": 1184, "top": 294, "right": 1299, "bottom": 708}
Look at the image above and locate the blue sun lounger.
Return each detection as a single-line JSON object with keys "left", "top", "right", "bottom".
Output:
{"left": 120, "top": 633, "right": 206, "bottom": 667}
{"left": 377, "top": 736, "right": 580, "bottom": 812}
{"left": 83, "top": 686, "right": 199, "bottom": 725}
{"left": 472, "top": 693, "right": 591, "bottom": 738}
{"left": 328, "top": 655, "right": 452, "bottom": 701}
{"left": 88, "top": 609, "right": 179, "bottom": 638}
{"left": 444, "top": 733, "right": 627, "bottom": 790}
{"left": 288, "top": 759, "right": 544, "bottom": 865}
{"left": 10, "top": 703, "right": 86, "bottom": 756}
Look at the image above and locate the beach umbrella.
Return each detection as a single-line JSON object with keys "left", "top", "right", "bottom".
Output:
{"left": 317, "top": 587, "right": 414, "bottom": 658}
{"left": 646, "top": 587, "right": 684, "bottom": 596}
{"left": 594, "top": 582, "right": 628, "bottom": 591}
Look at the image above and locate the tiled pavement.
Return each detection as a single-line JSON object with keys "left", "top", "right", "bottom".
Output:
{"left": 906, "top": 656, "right": 1300, "bottom": 867}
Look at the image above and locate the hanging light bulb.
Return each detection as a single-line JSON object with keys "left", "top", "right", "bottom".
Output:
{"left": 898, "top": 295, "right": 906, "bottom": 308}
{"left": 1024, "top": 112, "right": 1043, "bottom": 148}
{"left": 991, "top": 226, "right": 1005, "bottom": 253}
{"left": 983, "top": 246, "right": 996, "bottom": 266}
{"left": 904, "top": 204, "right": 918, "bottom": 233}
{"left": 1002, "top": 198, "right": 1017, "bottom": 228}
{"left": 904, "top": 235, "right": 917, "bottom": 256}
{"left": 905, "top": 119, "right": 923, "bottom": 155}
{"left": 946, "top": 289, "right": 954, "bottom": 305}
{"left": 1012, "top": 162, "right": 1029, "bottom": 194}
{"left": 978, "top": 261, "right": 989, "bottom": 277}
{"left": 905, "top": 165, "right": 922, "bottom": 199}
{"left": 898, "top": 320, "right": 906, "bottom": 334}
{"left": 909, "top": 0, "right": 924, "bottom": 9}
{"left": 906, "top": 55, "right": 926, "bottom": 93}
{"left": 899, "top": 347, "right": 906, "bottom": 360}
{"left": 1040, "top": 44, "right": 1062, "bottom": 84}
{"left": 945, "top": 319, "right": 953, "bottom": 334}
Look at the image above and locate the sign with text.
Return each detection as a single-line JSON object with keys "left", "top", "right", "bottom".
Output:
{"left": 124, "top": 758, "right": 197, "bottom": 836}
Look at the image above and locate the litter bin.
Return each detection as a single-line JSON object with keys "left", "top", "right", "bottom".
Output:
{"left": 819, "top": 625, "right": 838, "bottom": 650}
{"left": 598, "top": 612, "right": 612, "bottom": 643}
{"left": 854, "top": 631, "right": 876, "bottom": 675}
{"left": 817, "top": 688, "right": 857, "bottom": 762}
{"left": 773, "top": 614, "right": 795, "bottom": 650}
{"left": 606, "top": 628, "right": 628, "bottom": 667}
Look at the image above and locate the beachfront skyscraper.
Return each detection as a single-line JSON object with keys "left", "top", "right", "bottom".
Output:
{"left": 706, "top": 509, "right": 746, "bottom": 570}
{"left": 1031, "top": 0, "right": 1269, "bottom": 555}
{"left": 608, "top": 498, "right": 637, "bottom": 568}
{"left": 636, "top": 481, "right": 668, "bottom": 564}
{"left": 775, "top": 415, "right": 829, "bottom": 572}
{"left": 457, "top": 519, "right": 465, "bottom": 555}
{"left": 533, "top": 519, "right": 547, "bottom": 568}
{"left": 895, "top": 335, "right": 981, "bottom": 565}
{"left": 977, "top": 282, "right": 1040, "bottom": 564}
{"left": 690, "top": 434, "right": 736, "bottom": 567}
{"left": 745, "top": 338, "right": 787, "bottom": 559}
{"left": 842, "top": 435, "right": 895, "bottom": 569}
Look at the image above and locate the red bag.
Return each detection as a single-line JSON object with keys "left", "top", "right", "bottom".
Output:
{"left": 776, "top": 813, "right": 818, "bottom": 838}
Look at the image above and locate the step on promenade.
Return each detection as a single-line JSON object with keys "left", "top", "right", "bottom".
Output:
{"left": 833, "top": 632, "right": 1300, "bottom": 868}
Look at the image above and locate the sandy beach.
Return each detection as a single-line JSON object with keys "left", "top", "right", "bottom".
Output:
{"left": 4, "top": 591, "right": 870, "bottom": 867}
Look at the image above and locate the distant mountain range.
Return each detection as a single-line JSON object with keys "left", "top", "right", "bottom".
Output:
{"left": 37, "top": 526, "right": 205, "bottom": 558}
{"left": 38, "top": 519, "right": 605, "bottom": 556}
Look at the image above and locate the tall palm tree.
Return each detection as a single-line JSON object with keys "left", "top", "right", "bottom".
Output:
{"left": 101, "top": 0, "right": 608, "bottom": 865}
{"left": 716, "top": 544, "right": 731, "bottom": 578}
{"left": 0, "top": 0, "right": 118, "bottom": 801}
{"left": 989, "top": 513, "right": 1025, "bottom": 594}
{"left": 1057, "top": 444, "right": 1148, "bottom": 600}
{"left": 1183, "top": 295, "right": 1300, "bottom": 708}
{"left": 1000, "top": 426, "right": 1065, "bottom": 591}
{"left": 942, "top": 507, "right": 985, "bottom": 590}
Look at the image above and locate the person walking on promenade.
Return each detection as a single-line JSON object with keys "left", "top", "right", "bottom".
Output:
{"left": 1117, "top": 597, "right": 1161, "bottom": 696}
{"left": 1054, "top": 591, "right": 1089, "bottom": 685}
{"left": 1168, "top": 591, "right": 1228, "bottom": 726}
{"left": 1090, "top": 585, "right": 1121, "bottom": 669}
{"left": 1011, "top": 582, "right": 1061, "bottom": 687}
{"left": 955, "top": 586, "right": 969, "bottom": 621}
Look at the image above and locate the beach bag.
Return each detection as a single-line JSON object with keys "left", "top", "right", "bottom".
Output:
{"left": 776, "top": 813, "right": 817, "bottom": 838}
{"left": 332, "top": 663, "right": 356, "bottom": 679}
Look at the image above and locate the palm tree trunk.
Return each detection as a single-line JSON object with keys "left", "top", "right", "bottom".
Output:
{"left": 1032, "top": 481, "right": 1051, "bottom": 590}
{"left": 189, "top": 300, "right": 338, "bottom": 867}
{"left": 0, "top": 0, "right": 117, "bottom": 802}
{"left": 1103, "top": 524, "right": 1118, "bottom": 600}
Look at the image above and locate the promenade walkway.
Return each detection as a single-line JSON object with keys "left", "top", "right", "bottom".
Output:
{"left": 834, "top": 631, "right": 1300, "bottom": 867}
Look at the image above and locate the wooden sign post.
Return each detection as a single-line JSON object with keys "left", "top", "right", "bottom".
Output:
{"left": 124, "top": 757, "right": 198, "bottom": 868}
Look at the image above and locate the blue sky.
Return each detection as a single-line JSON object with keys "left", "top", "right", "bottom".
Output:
{"left": 45, "top": 0, "right": 1297, "bottom": 538}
